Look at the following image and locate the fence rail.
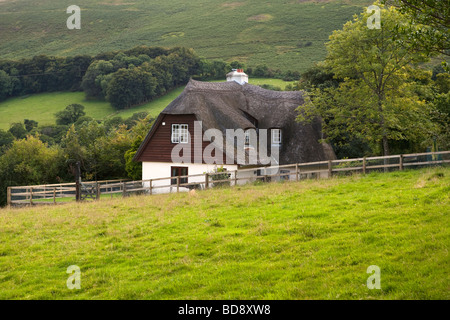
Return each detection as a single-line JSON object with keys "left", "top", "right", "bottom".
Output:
{"left": 7, "top": 151, "right": 450, "bottom": 207}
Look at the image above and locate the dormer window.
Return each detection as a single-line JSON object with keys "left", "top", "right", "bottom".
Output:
{"left": 244, "top": 129, "right": 257, "bottom": 148}
{"left": 272, "top": 129, "right": 282, "bottom": 145}
{"left": 245, "top": 130, "right": 251, "bottom": 147}
{"left": 172, "top": 124, "right": 189, "bottom": 143}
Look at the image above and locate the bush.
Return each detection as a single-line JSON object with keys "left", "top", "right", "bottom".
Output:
{"left": 208, "top": 166, "right": 231, "bottom": 188}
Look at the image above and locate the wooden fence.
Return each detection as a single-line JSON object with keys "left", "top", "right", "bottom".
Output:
{"left": 6, "top": 151, "right": 450, "bottom": 207}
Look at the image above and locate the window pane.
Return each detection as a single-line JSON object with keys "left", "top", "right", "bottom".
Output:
{"left": 172, "top": 124, "right": 188, "bottom": 143}
{"left": 182, "top": 124, "right": 188, "bottom": 143}
{"left": 171, "top": 167, "right": 178, "bottom": 185}
{"left": 171, "top": 167, "right": 188, "bottom": 185}
{"left": 272, "top": 129, "right": 281, "bottom": 144}
{"left": 245, "top": 130, "right": 250, "bottom": 146}
{"left": 172, "top": 124, "right": 179, "bottom": 143}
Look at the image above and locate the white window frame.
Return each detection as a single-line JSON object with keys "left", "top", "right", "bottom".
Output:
{"left": 244, "top": 130, "right": 251, "bottom": 147}
{"left": 272, "top": 129, "right": 282, "bottom": 145}
{"left": 171, "top": 124, "right": 189, "bottom": 144}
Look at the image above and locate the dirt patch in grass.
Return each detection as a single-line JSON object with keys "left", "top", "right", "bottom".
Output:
{"left": 161, "top": 31, "right": 185, "bottom": 39}
{"left": 415, "top": 171, "right": 445, "bottom": 188}
{"left": 247, "top": 14, "right": 273, "bottom": 22}
{"left": 276, "top": 46, "right": 296, "bottom": 55}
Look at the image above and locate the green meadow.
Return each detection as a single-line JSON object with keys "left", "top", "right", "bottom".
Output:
{"left": 0, "top": 167, "right": 448, "bottom": 299}
{"left": 0, "top": 78, "right": 293, "bottom": 129}
{"left": 0, "top": 0, "right": 371, "bottom": 72}
{"left": 0, "top": 88, "right": 183, "bottom": 130}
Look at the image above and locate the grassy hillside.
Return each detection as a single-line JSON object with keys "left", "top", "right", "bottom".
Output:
{"left": 0, "top": 78, "right": 293, "bottom": 129}
{"left": 0, "top": 0, "right": 372, "bottom": 72}
{"left": 0, "top": 167, "right": 448, "bottom": 299}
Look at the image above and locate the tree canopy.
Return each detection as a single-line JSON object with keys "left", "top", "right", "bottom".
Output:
{"left": 55, "top": 104, "right": 86, "bottom": 125}
{"left": 382, "top": 0, "right": 449, "bottom": 55}
{"left": 297, "top": 5, "right": 440, "bottom": 156}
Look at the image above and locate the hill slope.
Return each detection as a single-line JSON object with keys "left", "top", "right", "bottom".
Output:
{"left": 0, "top": 167, "right": 448, "bottom": 299}
{"left": 0, "top": 0, "right": 371, "bottom": 72}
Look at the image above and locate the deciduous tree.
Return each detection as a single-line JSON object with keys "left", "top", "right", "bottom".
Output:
{"left": 55, "top": 104, "right": 86, "bottom": 125}
{"left": 297, "top": 5, "right": 439, "bottom": 156}
{"left": 382, "top": 0, "right": 449, "bottom": 55}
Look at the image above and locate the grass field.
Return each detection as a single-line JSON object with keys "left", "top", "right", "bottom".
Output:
{"left": 0, "top": 0, "right": 372, "bottom": 72}
{"left": 0, "top": 78, "right": 294, "bottom": 129}
{"left": 0, "top": 167, "right": 448, "bottom": 299}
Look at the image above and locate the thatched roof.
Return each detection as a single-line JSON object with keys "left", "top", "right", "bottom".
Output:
{"left": 135, "top": 79, "right": 335, "bottom": 165}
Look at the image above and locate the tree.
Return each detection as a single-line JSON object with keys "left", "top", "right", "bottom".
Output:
{"left": 0, "top": 130, "right": 14, "bottom": 154}
{"left": 60, "top": 120, "right": 136, "bottom": 181}
{"left": 144, "top": 59, "right": 173, "bottom": 95}
{"left": 297, "top": 64, "right": 340, "bottom": 91}
{"left": 382, "top": 0, "right": 449, "bottom": 55}
{"left": 55, "top": 104, "right": 86, "bottom": 125}
{"left": 106, "top": 67, "right": 156, "bottom": 110}
{"left": 0, "top": 70, "right": 12, "bottom": 101}
{"left": 429, "top": 71, "right": 450, "bottom": 150}
{"left": 81, "top": 60, "right": 116, "bottom": 99}
{"left": 38, "top": 125, "right": 70, "bottom": 145}
{"left": 230, "top": 61, "right": 246, "bottom": 70}
{"left": 123, "top": 112, "right": 149, "bottom": 129}
{"left": 94, "top": 125, "right": 133, "bottom": 179}
{"left": 124, "top": 135, "right": 143, "bottom": 180}
{"left": 253, "top": 65, "right": 269, "bottom": 77}
{"left": 124, "top": 117, "right": 155, "bottom": 180}
{"left": 0, "top": 135, "right": 65, "bottom": 206}
{"left": 24, "top": 119, "right": 38, "bottom": 132}
{"left": 8, "top": 123, "right": 27, "bottom": 139}
{"left": 104, "top": 116, "right": 125, "bottom": 132}
{"left": 297, "top": 5, "right": 438, "bottom": 156}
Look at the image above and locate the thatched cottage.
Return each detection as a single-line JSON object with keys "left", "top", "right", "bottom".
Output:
{"left": 134, "top": 70, "right": 335, "bottom": 190}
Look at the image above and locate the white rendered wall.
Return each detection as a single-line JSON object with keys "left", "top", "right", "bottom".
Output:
{"left": 142, "top": 162, "right": 240, "bottom": 194}
{"left": 141, "top": 162, "right": 306, "bottom": 194}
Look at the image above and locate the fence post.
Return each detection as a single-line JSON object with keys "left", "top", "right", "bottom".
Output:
{"left": 149, "top": 179, "right": 153, "bottom": 195}
{"left": 96, "top": 183, "right": 100, "bottom": 200}
{"left": 7, "top": 187, "right": 11, "bottom": 208}
{"left": 399, "top": 155, "right": 404, "bottom": 171}
{"left": 53, "top": 187, "right": 56, "bottom": 205}
{"left": 205, "top": 173, "right": 209, "bottom": 189}
{"left": 177, "top": 176, "right": 180, "bottom": 193}
{"left": 295, "top": 163, "right": 299, "bottom": 181}
{"left": 234, "top": 170, "right": 238, "bottom": 186}
{"left": 75, "top": 180, "right": 80, "bottom": 202}
{"left": 30, "top": 187, "right": 33, "bottom": 206}
{"left": 363, "top": 157, "right": 366, "bottom": 175}
{"left": 123, "top": 181, "right": 127, "bottom": 198}
{"left": 328, "top": 160, "right": 332, "bottom": 178}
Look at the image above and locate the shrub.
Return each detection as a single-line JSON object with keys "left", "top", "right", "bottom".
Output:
{"left": 208, "top": 166, "right": 231, "bottom": 188}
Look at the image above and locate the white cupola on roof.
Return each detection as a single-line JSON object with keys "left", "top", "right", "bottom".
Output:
{"left": 226, "top": 69, "right": 248, "bottom": 85}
